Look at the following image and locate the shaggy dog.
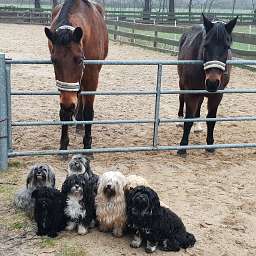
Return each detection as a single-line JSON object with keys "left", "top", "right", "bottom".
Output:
{"left": 14, "top": 164, "right": 55, "bottom": 217}
{"left": 125, "top": 175, "right": 149, "bottom": 192}
{"left": 68, "top": 154, "right": 93, "bottom": 178}
{"left": 95, "top": 171, "right": 127, "bottom": 237}
{"left": 61, "top": 174, "right": 96, "bottom": 235}
{"left": 32, "top": 187, "right": 66, "bottom": 238}
{"left": 126, "top": 186, "right": 196, "bottom": 253}
{"left": 125, "top": 175, "right": 168, "bottom": 208}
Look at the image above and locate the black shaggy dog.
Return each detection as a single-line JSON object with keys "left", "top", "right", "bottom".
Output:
{"left": 126, "top": 186, "right": 196, "bottom": 253}
{"left": 61, "top": 174, "right": 96, "bottom": 235}
{"left": 32, "top": 187, "right": 66, "bottom": 238}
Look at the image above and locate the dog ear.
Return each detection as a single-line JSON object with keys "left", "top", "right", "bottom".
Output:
{"left": 61, "top": 178, "right": 69, "bottom": 194}
{"left": 26, "top": 168, "right": 34, "bottom": 188}
{"left": 46, "top": 165, "right": 55, "bottom": 188}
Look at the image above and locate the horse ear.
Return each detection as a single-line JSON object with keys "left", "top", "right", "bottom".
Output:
{"left": 73, "top": 27, "right": 83, "bottom": 43}
{"left": 202, "top": 13, "right": 213, "bottom": 33}
{"left": 45, "top": 27, "right": 55, "bottom": 43}
{"left": 225, "top": 16, "right": 238, "bottom": 34}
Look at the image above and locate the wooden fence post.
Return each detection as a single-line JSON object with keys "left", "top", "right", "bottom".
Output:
{"left": 114, "top": 17, "right": 118, "bottom": 41}
{"left": 153, "top": 20, "right": 157, "bottom": 48}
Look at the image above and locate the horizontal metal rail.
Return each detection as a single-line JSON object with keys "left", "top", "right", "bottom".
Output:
{"left": 8, "top": 143, "right": 256, "bottom": 157}
{"left": 11, "top": 116, "right": 256, "bottom": 127}
{"left": 11, "top": 88, "right": 256, "bottom": 96}
{"left": 5, "top": 59, "right": 256, "bottom": 65}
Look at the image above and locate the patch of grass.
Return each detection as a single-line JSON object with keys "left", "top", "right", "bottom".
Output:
{"left": 39, "top": 237, "right": 57, "bottom": 249}
{"left": 55, "top": 245, "right": 87, "bottom": 256}
{"left": 11, "top": 221, "right": 24, "bottom": 230}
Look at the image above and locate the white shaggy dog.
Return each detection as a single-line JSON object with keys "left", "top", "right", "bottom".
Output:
{"left": 95, "top": 171, "right": 127, "bottom": 237}
{"left": 125, "top": 175, "right": 149, "bottom": 192}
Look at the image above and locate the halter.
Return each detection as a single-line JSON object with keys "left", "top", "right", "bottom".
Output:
{"left": 54, "top": 25, "right": 85, "bottom": 92}
{"left": 203, "top": 61, "right": 226, "bottom": 71}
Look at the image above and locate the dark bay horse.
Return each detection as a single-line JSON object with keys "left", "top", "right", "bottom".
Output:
{"left": 177, "top": 14, "right": 237, "bottom": 155}
{"left": 45, "top": 0, "right": 108, "bottom": 154}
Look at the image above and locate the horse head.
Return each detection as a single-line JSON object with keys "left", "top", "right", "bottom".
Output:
{"left": 45, "top": 26, "right": 84, "bottom": 118}
{"left": 202, "top": 14, "right": 237, "bottom": 92}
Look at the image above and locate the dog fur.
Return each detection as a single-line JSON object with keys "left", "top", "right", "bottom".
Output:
{"left": 61, "top": 174, "right": 96, "bottom": 235}
{"left": 14, "top": 164, "right": 55, "bottom": 217}
{"left": 32, "top": 187, "right": 66, "bottom": 238}
{"left": 126, "top": 186, "right": 196, "bottom": 253}
{"left": 95, "top": 170, "right": 127, "bottom": 237}
{"left": 125, "top": 175, "right": 169, "bottom": 208}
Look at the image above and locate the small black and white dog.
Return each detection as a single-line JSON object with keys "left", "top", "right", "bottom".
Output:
{"left": 126, "top": 186, "right": 196, "bottom": 253}
{"left": 14, "top": 164, "right": 56, "bottom": 217}
{"left": 32, "top": 187, "right": 66, "bottom": 238}
{"left": 61, "top": 174, "right": 96, "bottom": 235}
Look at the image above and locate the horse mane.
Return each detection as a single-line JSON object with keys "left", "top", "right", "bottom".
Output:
{"left": 56, "top": 0, "right": 91, "bottom": 27}
{"left": 205, "top": 22, "right": 231, "bottom": 45}
{"left": 54, "top": 0, "right": 91, "bottom": 45}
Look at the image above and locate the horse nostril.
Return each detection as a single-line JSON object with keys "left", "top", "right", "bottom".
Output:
{"left": 205, "top": 79, "right": 220, "bottom": 92}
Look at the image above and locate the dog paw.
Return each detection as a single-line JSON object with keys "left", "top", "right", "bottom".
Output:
{"left": 130, "top": 240, "right": 142, "bottom": 248}
{"left": 112, "top": 228, "right": 123, "bottom": 237}
{"left": 78, "top": 225, "right": 88, "bottom": 235}
{"left": 65, "top": 222, "right": 76, "bottom": 231}
{"left": 48, "top": 233, "right": 57, "bottom": 238}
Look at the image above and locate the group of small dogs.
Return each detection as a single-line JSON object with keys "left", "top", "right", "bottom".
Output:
{"left": 14, "top": 155, "right": 196, "bottom": 253}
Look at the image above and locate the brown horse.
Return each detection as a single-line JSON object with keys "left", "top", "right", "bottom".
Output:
{"left": 45, "top": 0, "right": 108, "bottom": 154}
{"left": 177, "top": 14, "right": 237, "bottom": 155}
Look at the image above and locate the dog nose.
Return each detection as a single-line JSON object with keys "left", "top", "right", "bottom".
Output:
{"left": 75, "top": 184, "right": 79, "bottom": 189}
{"left": 106, "top": 184, "right": 111, "bottom": 189}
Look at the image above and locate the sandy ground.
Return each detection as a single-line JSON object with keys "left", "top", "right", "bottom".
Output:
{"left": 0, "top": 23, "right": 256, "bottom": 256}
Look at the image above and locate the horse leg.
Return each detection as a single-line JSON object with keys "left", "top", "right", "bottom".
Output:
{"left": 177, "top": 95, "right": 199, "bottom": 155}
{"left": 193, "top": 96, "right": 204, "bottom": 133}
{"left": 206, "top": 94, "right": 223, "bottom": 153}
{"left": 59, "top": 105, "right": 74, "bottom": 157}
{"left": 176, "top": 94, "right": 185, "bottom": 128}
{"left": 75, "top": 94, "right": 84, "bottom": 133}
{"left": 82, "top": 67, "right": 99, "bottom": 153}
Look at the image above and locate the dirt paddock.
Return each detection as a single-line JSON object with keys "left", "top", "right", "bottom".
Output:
{"left": 0, "top": 23, "right": 256, "bottom": 256}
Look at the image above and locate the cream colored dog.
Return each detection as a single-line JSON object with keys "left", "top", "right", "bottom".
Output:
{"left": 125, "top": 174, "right": 169, "bottom": 208}
{"left": 95, "top": 171, "right": 127, "bottom": 237}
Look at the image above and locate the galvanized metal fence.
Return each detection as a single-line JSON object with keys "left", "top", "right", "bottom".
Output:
{"left": 1, "top": 53, "right": 256, "bottom": 170}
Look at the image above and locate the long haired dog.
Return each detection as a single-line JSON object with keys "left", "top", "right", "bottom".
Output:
{"left": 125, "top": 175, "right": 149, "bottom": 192}
{"left": 125, "top": 175, "right": 168, "bottom": 208}
{"left": 68, "top": 155, "right": 93, "bottom": 177}
{"left": 95, "top": 171, "right": 127, "bottom": 237}
{"left": 32, "top": 187, "right": 66, "bottom": 238}
{"left": 61, "top": 174, "right": 96, "bottom": 235}
{"left": 14, "top": 164, "right": 55, "bottom": 217}
{"left": 127, "top": 186, "right": 196, "bottom": 253}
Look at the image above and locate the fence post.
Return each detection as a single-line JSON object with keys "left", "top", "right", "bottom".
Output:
{"left": 5, "top": 62, "right": 12, "bottom": 151}
{"left": 153, "top": 20, "right": 157, "bottom": 48}
{"left": 153, "top": 64, "right": 162, "bottom": 148}
{"left": 131, "top": 19, "right": 135, "bottom": 44}
{"left": 0, "top": 53, "right": 8, "bottom": 171}
{"left": 114, "top": 17, "right": 118, "bottom": 41}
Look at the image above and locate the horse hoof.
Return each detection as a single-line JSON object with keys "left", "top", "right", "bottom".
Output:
{"left": 177, "top": 149, "right": 187, "bottom": 156}
{"left": 206, "top": 148, "right": 215, "bottom": 153}
{"left": 83, "top": 152, "right": 94, "bottom": 160}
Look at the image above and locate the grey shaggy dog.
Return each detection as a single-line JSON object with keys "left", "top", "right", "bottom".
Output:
{"left": 14, "top": 164, "right": 55, "bottom": 218}
{"left": 68, "top": 154, "right": 93, "bottom": 178}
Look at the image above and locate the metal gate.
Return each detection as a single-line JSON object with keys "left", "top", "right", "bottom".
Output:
{"left": 1, "top": 53, "right": 256, "bottom": 170}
